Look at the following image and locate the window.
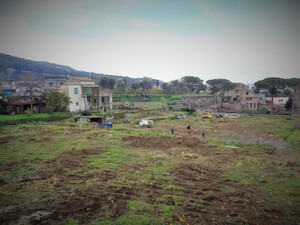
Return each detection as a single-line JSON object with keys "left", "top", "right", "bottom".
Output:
{"left": 250, "top": 103, "right": 253, "bottom": 108}
{"left": 85, "top": 88, "right": 91, "bottom": 94}
{"left": 74, "top": 87, "right": 78, "bottom": 94}
{"left": 49, "top": 82, "right": 53, "bottom": 86}
{"left": 246, "top": 92, "right": 249, "bottom": 95}
{"left": 60, "top": 81, "right": 64, "bottom": 85}
{"left": 76, "top": 102, "right": 79, "bottom": 106}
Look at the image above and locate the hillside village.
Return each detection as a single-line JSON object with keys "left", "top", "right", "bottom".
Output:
{"left": 1, "top": 73, "right": 299, "bottom": 115}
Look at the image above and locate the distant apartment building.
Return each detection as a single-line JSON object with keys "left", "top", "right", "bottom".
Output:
{"left": 221, "top": 83, "right": 265, "bottom": 111}
{"left": 60, "top": 76, "right": 113, "bottom": 112}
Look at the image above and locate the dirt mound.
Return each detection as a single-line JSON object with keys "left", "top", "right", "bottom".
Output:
{"left": 222, "top": 134, "right": 292, "bottom": 153}
{"left": 48, "top": 149, "right": 99, "bottom": 170}
{"left": 123, "top": 135, "right": 202, "bottom": 149}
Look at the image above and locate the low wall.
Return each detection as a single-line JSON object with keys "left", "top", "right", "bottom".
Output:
{"left": 107, "top": 106, "right": 168, "bottom": 120}
{"left": 114, "top": 102, "right": 164, "bottom": 108}
{"left": 180, "top": 96, "right": 217, "bottom": 109}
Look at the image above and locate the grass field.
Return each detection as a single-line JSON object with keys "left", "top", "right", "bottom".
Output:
{"left": 0, "top": 112, "right": 72, "bottom": 126}
{"left": 0, "top": 113, "right": 299, "bottom": 225}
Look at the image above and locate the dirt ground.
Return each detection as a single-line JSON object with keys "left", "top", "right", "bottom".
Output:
{"left": 122, "top": 135, "right": 299, "bottom": 225}
{"left": 0, "top": 115, "right": 299, "bottom": 225}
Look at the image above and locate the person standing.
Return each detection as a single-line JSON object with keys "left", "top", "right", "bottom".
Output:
{"left": 171, "top": 127, "right": 175, "bottom": 135}
{"left": 201, "top": 128, "right": 206, "bottom": 142}
{"left": 187, "top": 125, "right": 191, "bottom": 134}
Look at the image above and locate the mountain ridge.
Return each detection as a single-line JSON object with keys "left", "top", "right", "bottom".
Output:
{"left": 0, "top": 53, "right": 136, "bottom": 82}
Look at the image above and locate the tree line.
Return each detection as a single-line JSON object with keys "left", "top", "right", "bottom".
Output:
{"left": 98, "top": 76, "right": 300, "bottom": 98}
{"left": 97, "top": 76, "right": 236, "bottom": 96}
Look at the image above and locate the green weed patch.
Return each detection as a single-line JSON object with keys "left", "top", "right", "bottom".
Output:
{"left": 90, "top": 200, "right": 157, "bottom": 225}
{"left": 163, "top": 185, "right": 185, "bottom": 193}
{"left": 221, "top": 157, "right": 267, "bottom": 185}
{"left": 0, "top": 112, "right": 72, "bottom": 126}
{"left": 221, "top": 156, "right": 300, "bottom": 205}
{"left": 129, "top": 129, "right": 171, "bottom": 137}
{"left": 160, "top": 194, "right": 185, "bottom": 206}
{"left": 281, "top": 124, "right": 300, "bottom": 152}
{"left": 127, "top": 200, "right": 154, "bottom": 213}
{"left": 86, "top": 145, "right": 132, "bottom": 170}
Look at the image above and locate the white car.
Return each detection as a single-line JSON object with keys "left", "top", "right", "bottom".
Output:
{"left": 139, "top": 120, "right": 153, "bottom": 128}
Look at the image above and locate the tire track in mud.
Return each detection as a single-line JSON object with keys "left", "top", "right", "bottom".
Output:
{"left": 121, "top": 134, "right": 300, "bottom": 225}
{"left": 139, "top": 159, "right": 291, "bottom": 225}
{"left": 124, "top": 134, "right": 294, "bottom": 225}
{"left": 170, "top": 163, "right": 254, "bottom": 225}
{"left": 41, "top": 150, "right": 140, "bottom": 225}
{"left": 1, "top": 149, "right": 140, "bottom": 225}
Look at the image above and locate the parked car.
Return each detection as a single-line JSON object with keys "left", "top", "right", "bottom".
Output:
{"left": 139, "top": 120, "right": 153, "bottom": 128}
{"left": 201, "top": 113, "right": 213, "bottom": 118}
{"left": 214, "top": 113, "right": 224, "bottom": 118}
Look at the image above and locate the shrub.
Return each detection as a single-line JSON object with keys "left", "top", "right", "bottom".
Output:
{"left": 0, "top": 99, "right": 13, "bottom": 114}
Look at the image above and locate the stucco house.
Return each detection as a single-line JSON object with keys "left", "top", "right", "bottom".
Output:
{"left": 265, "top": 96, "right": 289, "bottom": 113}
{"left": 60, "top": 76, "right": 113, "bottom": 112}
{"left": 272, "top": 97, "right": 289, "bottom": 107}
{"left": 221, "top": 83, "right": 265, "bottom": 111}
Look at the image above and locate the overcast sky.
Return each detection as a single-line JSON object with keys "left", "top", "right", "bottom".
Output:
{"left": 0, "top": 0, "right": 299, "bottom": 84}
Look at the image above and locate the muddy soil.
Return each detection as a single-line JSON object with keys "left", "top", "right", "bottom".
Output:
{"left": 1, "top": 117, "right": 299, "bottom": 225}
{"left": 123, "top": 135, "right": 299, "bottom": 224}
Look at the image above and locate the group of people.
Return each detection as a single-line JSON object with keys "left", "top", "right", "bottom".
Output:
{"left": 170, "top": 125, "right": 206, "bottom": 141}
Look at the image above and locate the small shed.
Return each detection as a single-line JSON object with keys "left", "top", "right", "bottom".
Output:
{"left": 75, "top": 115, "right": 103, "bottom": 124}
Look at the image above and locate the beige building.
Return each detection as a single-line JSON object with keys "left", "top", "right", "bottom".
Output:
{"left": 272, "top": 97, "right": 289, "bottom": 106}
{"left": 265, "top": 96, "right": 289, "bottom": 114}
{"left": 222, "top": 83, "right": 265, "bottom": 111}
{"left": 44, "top": 75, "right": 68, "bottom": 93}
{"left": 60, "top": 76, "right": 113, "bottom": 112}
